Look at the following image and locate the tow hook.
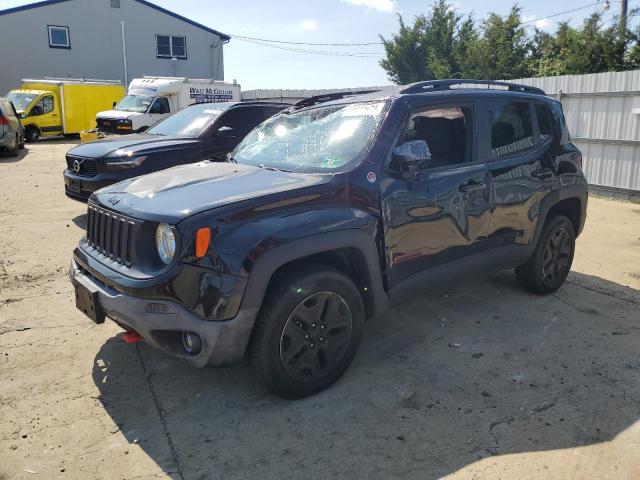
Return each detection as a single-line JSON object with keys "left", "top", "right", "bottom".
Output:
{"left": 122, "top": 330, "right": 144, "bottom": 344}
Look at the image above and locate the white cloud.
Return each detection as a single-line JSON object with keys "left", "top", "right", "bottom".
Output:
{"left": 341, "top": 0, "right": 395, "bottom": 13}
{"left": 523, "top": 14, "right": 552, "bottom": 31}
{"left": 299, "top": 19, "right": 319, "bottom": 31}
{"left": 534, "top": 18, "right": 551, "bottom": 30}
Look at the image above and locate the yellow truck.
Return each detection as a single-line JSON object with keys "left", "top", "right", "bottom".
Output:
{"left": 7, "top": 78, "right": 124, "bottom": 142}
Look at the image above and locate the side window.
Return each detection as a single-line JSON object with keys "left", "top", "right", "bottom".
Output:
{"left": 31, "top": 96, "right": 53, "bottom": 116}
{"left": 149, "top": 97, "right": 170, "bottom": 114}
{"left": 489, "top": 101, "right": 533, "bottom": 158}
{"left": 42, "top": 96, "right": 54, "bottom": 114}
{"left": 535, "top": 103, "right": 553, "bottom": 142}
{"left": 402, "top": 106, "right": 472, "bottom": 169}
{"left": 217, "top": 108, "right": 263, "bottom": 138}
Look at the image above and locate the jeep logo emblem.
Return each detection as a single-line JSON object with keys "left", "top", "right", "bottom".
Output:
{"left": 73, "top": 158, "right": 84, "bottom": 173}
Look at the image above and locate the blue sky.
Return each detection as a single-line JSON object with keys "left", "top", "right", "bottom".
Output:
{"left": 2, "top": 0, "right": 629, "bottom": 89}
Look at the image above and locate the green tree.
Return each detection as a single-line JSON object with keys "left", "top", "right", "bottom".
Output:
{"left": 462, "top": 6, "right": 531, "bottom": 80}
{"left": 380, "top": 2, "right": 640, "bottom": 84}
{"left": 380, "top": 0, "right": 473, "bottom": 83}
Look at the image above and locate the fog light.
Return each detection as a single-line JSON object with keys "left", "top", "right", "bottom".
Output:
{"left": 182, "top": 332, "right": 202, "bottom": 355}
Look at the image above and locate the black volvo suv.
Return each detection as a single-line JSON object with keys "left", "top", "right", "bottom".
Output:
{"left": 70, "top": 80, "right": 587, "bottom": 398}
{"left": 63, "top": 101, "right": 287, "bottom": 201}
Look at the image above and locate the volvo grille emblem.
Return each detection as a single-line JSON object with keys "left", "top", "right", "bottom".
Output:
{"left": 107, "top": 196, "right": 120, "bottom": 206}
{"left": 73, "top": 158, "right": 84, "bottom": 173}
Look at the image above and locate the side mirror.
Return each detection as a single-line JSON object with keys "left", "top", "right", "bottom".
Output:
{"left": 216, "top": 126, "right": 236, "bottom": 138}
{"left": 391, "top": 140, "right": 431, "bottom": 174}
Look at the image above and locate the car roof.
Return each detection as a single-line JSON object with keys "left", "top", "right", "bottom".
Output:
{"left": 185, "top": 101, "right": 289, "bottom": 110}
{"left": 291, "top": 80, "right": 558, "bottom": 112}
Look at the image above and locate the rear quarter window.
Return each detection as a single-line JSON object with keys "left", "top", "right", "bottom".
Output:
{"left": 535, "top": 103, "right": 553, "bottom": 142}
{"left": 488, "top": 101, "right": 534, "bottom": 159}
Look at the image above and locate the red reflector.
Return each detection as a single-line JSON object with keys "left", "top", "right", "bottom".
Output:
{"left": 0, "top": 116, "right": 9, "bottom": 125}
{"left": 122, "top": 330, "right": 144, "bottom": 343}
{"left": 195, "top": 227, "right": 211, "bottom": 258}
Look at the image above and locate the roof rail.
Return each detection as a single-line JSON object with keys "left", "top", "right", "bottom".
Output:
{"left": 291, "top": 89, "right": 380, "bottom": 110}
{"left": 400, "top": 79, "right": 545, "bottom": 96}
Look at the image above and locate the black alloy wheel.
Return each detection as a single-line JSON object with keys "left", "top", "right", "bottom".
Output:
{"left": 515, "top": 213, "right": 575, "bottom": 294}
{"left": 250, "top": 265, "right": 365, "bottom": 398}
{"left": 542, "top": 225, "right": 572, "bottom": 285}
{"left": 279, "top": 291, "right": 353, "bottom": 383}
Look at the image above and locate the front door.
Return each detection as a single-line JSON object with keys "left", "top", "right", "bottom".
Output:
{"left": 381, "top": 101, "right": 492, "bottom": 289}
{"left": 29, "top": 94, "right": 62, "bottom": 135}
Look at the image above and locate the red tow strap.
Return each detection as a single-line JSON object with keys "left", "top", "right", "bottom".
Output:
{"left": 122, "top": 330, "right": 144, "bottom": 344}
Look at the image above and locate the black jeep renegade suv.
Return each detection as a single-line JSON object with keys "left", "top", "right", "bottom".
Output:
{"left": 70, "top": 80, "right": 587, "bottom": 398}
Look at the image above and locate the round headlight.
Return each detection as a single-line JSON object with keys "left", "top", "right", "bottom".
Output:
{"left": 155, "top": 223, "right": 176, "bottom": 264}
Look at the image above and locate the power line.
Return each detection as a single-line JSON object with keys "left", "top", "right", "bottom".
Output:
{"left": 235, "top": 37, "right": 384, "bottom": 57}
{"left": 231, "top": 34, "right": 384, "bottom": 46}
{"left": 522, "top": 1, "right": 610, "bottom": 25}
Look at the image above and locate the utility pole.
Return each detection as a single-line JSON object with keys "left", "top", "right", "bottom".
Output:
{"left": 621, "top": 0, "right": 628, "bottom": 41}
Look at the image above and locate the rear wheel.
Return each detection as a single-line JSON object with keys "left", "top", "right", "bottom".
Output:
{"left": 515, "top": 213, "right": 575, "bottom": 294}
{"left": 7, "top": 133, "right": 19, "bottom": 156}
{"left": 249, "top": 266, "right": 365, "bottom": 398}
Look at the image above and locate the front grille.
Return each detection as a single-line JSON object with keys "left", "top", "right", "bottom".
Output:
{"left": 67, "top": 155, "right": 98, "bottom": 177}
{"left": 86, "top": 205, "right": 135, "bottom": 266}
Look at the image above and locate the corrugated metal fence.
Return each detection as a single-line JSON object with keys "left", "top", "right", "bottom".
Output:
{"left": 242, "top": 71, "right": 640, "bottom": 196}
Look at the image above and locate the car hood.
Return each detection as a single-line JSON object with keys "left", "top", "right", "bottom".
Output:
{"left": 91, "top": 162, "right": 333, "bottom": 223}
{"left": 96, "top": 109, "right": 141, "bottom": 120}
{"left": 67, "top": 134, "right": 199, "bottom": 158}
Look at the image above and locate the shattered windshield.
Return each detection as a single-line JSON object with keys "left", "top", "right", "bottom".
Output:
{"left": 232, "top": 101, "right": 387, "bottom": 173}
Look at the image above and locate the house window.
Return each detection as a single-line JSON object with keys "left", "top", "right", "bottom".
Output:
{"left": 48, "top": 25, "right": 70, "bottom": 49}
{"left": 110, "top": 0, "right": 120, "bottom": 7}
{"left": 156, "top": 35, "right": 187, "bottom": 59}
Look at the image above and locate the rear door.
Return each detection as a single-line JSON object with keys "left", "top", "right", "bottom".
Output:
{"left": 482, "top": 97, "right": 556, "bottom": 254}
{"left": 381, "top": 100, "right": 492, "bottom": 289}
{"left": 203, "top": 106, "right": 268, "bottom": 159}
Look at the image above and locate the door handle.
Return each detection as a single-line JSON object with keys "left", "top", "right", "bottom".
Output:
{"left": 532, "top": 168, "right": 553, "bottom": 179}
{"left": 459, "top": 181, "right": 486, "bottom": 192}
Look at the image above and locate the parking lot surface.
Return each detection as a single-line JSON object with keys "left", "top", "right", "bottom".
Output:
{"left": 1, "top": 141, "right": 639, "bottom": 480}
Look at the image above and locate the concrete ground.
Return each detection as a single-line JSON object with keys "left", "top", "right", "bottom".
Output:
{"left": 1, "top": 141, "right": 639, "bottom": 480}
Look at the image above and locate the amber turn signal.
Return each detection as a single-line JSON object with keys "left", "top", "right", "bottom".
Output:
{"left": 195, "top": 228, "right": 211, "bottom": 258}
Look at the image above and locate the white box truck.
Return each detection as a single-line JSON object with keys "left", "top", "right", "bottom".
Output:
{"left": 95, "top": 76, "right": 241, "bottom": 134}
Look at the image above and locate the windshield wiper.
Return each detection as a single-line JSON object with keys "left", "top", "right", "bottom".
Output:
{"left": 258, "top": 164, "right": 292, "bottom": 173}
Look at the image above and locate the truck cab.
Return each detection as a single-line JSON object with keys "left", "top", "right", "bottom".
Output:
{"left": 8, "top": 89, "right": 61, "bottom": 141}
{"left": 96, "top": 77, "right": 241, "bottom": 134}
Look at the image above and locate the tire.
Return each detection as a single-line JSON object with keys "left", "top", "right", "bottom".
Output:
{"left": 25, "top": 127, "right": 40, "bottom": 143}
{"left": 515, "top": 213, "right": 575, "bottom": 294}
{"left": 7, "top": 133, "right": 19, "bottom": 156}
{"left": 249, "top": 265, "right": 365, "bottom": 398}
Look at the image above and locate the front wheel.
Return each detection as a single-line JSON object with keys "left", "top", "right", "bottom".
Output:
{"left": 515, "top": 213, "right": 575, "bottom": 294}
{"left": 249, "top": 266, "right": 365, "bottom": 398}
{"left": 25, "top": 127, "right": 40, "bottom": 143}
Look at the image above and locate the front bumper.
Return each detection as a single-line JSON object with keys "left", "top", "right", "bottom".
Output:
{"left": 64, "top": 170, "right": 113, "bottom": 202}
{"left": 70, "top": 259, "right": 258, "bottom": 367}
